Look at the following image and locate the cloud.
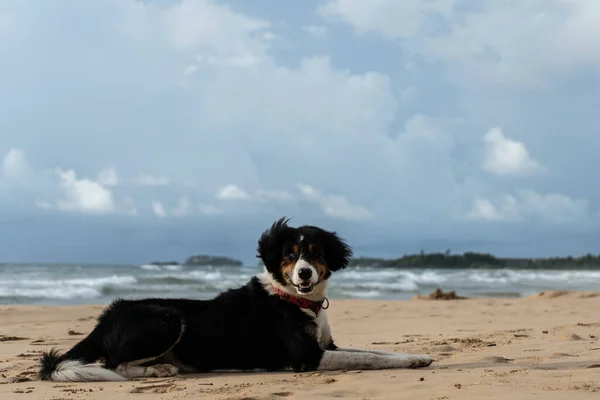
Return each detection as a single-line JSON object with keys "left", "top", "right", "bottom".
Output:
{"left": 2, "top": 148, "right": 30, "bottom": 181}
{"left": 164, "top": 0, "right": 270, "bottom": 55}
{"left": 319, "top": 0, "right": 454, "bottom": 40}
{"left": 298, "top": 184, "right": 372, "bottom": 221}
{"left": 150, "top": 199, "right": 223, "bottom": 217}
{"left": 482, "top": 128, "right": 544, "bottom": 177}
{"left": 135, "top": 174, "right": 170, "bottom": 187}
{"left": 215, "top": 185, "right": 294, "bottom": 203}
{"left": 467, "top": 195, "right": 519, "bottom": 222}
{"left": 320, "top": 0, "right": 600, "bottom": 87}
{"left": 517, "top": 189, "right": 590, "bottom": 224}
{"left": 53, "top": 169, "right": 116, "bottom": 214}
{"left": 216, "top": 184, "right": 250, "bottom": 200}
{"left": 468, "top": 189, "right": 590, "bottom": 224}
{"left": 97, "top": 167, "right": 119, "bottom": 186}
{"left": 152, "top": 201, "right": 166, "bottom": 217}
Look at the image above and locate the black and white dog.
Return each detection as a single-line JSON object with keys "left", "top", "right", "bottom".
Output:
{"left": 38, "top": 217, "right": 434, "bottom": 382}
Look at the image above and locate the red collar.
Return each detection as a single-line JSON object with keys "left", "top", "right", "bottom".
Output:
{"left": 271, "top": 284, "right": 329, "bottom": 316}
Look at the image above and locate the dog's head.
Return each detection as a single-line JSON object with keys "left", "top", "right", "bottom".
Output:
{"left": 257, "top": 217, "right": 353, "bottom": 296}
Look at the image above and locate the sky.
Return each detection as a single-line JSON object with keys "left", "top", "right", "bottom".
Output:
{"left": 0, "top": 0, "right": 599, "bottom": 264}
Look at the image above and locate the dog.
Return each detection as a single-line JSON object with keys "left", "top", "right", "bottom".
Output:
{"left": 38, "top": 217, "right": 434, "bottom": 382}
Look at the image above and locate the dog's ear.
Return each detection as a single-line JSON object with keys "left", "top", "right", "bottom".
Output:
{"left": 322, "top": 230, "right": 353, "bottom": 272}
{"left": 257, "top": 217, "right": 292, "bottom": 275}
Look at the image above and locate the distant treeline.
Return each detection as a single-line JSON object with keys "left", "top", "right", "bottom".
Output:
{"left": 349, "top": 250, "right": 600, "bottom": 269}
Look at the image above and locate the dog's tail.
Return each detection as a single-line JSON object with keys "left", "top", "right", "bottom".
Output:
{"left": 39, "top": 338, "right": 126, "bottom": 382}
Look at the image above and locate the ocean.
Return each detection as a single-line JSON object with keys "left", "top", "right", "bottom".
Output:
{"left": 1, "top": 263, "right": 600, "bottom": 306}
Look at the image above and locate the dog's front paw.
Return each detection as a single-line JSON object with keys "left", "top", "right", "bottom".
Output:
{"left": 408, "top": 354, "right": 434, "bottom": 369}
{"left": 148, "top": 364, "right": 180, "bottom": 377}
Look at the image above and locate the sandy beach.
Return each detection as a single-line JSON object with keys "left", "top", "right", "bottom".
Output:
{"left": 1, "top": 291, "right": 599, "bottom": 399}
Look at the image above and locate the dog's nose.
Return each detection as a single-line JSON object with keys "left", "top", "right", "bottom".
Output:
{"left": 298, "top": 267, "right": 312, "bottom": 280}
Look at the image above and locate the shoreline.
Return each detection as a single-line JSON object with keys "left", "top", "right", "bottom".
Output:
{"left": 2, "top": 291, "right": 600, "bottom": 398}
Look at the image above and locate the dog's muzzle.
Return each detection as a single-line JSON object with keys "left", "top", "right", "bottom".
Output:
{"left": 289, "top": 260, "right": 319, "bottom": 294}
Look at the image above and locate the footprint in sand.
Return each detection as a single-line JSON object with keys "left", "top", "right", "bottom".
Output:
{"left": 433, "top": 345, "right": 458, "bottom": 356}
{"left": 553, "top": 332, "right": 584, "bottom": 341}
{"left": 548, "top": 352, "right": 579, "bottom": 359}
{"left": 481, "top": 356, "right": 513, "bottom": 364}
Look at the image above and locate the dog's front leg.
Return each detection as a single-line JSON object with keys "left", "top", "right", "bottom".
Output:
{"left": 317, "top": 350, "right": 433, "bottom": 371}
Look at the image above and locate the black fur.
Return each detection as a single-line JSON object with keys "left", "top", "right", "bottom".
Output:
{"left": 39, "top": 217, "right": 351, "bottom": 380}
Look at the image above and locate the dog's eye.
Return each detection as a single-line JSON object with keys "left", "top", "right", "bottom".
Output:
{"left": 285, "top": 251, "right": 296, "bottom": 259}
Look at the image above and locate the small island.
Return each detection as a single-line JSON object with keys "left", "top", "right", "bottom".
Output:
{"left": 148, "top": 255, "right": 244, "bottom": 267}
{"left": 150, "top": 261, "right": 180, "bottom": 266}
{"left": 349, "top": 250, "right": 600, "bottom": 269}
{"left": 184, "top": 254, "right": 243, "bottom": 267}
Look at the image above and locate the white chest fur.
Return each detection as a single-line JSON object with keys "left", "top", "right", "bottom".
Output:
{"left": 256, "top": 271, "right": 333, "bottom": 349}
{"left": 301, "top": 308, "right": 333, "bottom": 349}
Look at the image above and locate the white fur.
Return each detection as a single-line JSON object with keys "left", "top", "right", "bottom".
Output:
{"left": 317, "top": 351, "right": 433, "bottom": 370}
{"left": 49, "top": 360, "right": 126, "bottom": 382}
{"left": 291, "top": 257, "right": 319, "bottom": 289}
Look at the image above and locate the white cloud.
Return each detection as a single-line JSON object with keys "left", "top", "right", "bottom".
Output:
{"left": 517, "top": 189, "right": 590, "bottom": 224}
{"left": 214, "top": 186, "right": 293, "bottom": 204}
{"left": 298, "top": 184, "right": 372, "bottom": 221}
{"left": 152, "top": 201, "right": 166, "bottom": 217}
{"left": 553, "top": 0, "right": 600, "bottom": 68}
{"left": 172, "top": 196, "right": 192, "bottom": 217}
{"left": 53, "top": 169, "right": 115, "bottom": 214}
{"left": 468, "top": 189, "right": 590, "bottom": 224}
{"left": 320, "top": 0, "right": 600, "bottom": 87}
{"left": 163, "top": 0, "right": 271, "bottom": 68}
{"left": 2, "top": 148, "right": 30, "bottom": 181}
{"left": 482, "top": 128, "right": 544, "bottom": 177}
{"left": 135, "top": 174, "right": 170, "bottom": 186}
{"left": 150, "top": 199, "right": 223, "bottom": 217}
{"left": 303, "top": 25, "right": 328, "bottom": 36}
{"left": 97, "top": 167, "right": 119, "bottom": 186}
{"left": 319, "top": 0, "right": 454, "bottom": 40}
{"left": 199, "top": 203, "right": 222, "bottom": 215}
{"left": 467, "top": 195, "right": 519, "bottom": 222}
{"left": 216, "top": 184, "right": 250, "bottom": 200}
